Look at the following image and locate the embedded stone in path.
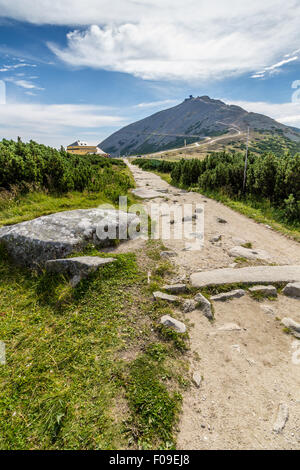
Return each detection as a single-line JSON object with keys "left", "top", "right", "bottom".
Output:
{"left": 194, "top": 293, "right": 213, "bottom": 320}
{"left": 229, "top": 245, "right": 270, "bottom": 260}
{"left": 216, "top": 217, "right": 227, "bottom": 224}
{"left": 160, "top": 251, "right": 177, "bottom": 258}
{"left": 283, "top": 282, "right": 300, "bottom": 298}
{"left": 281, "top": 317, "right": 300, "bottom": 338}
{"left": 45, "top": 256, "right": 116, "bottom": 276}
{"left": 248, "top": 285, "right": 277, "bottom": 297}
{"left": 190, "top": 266, "right": 300, "bottom": 288}
{"left": 0, "top": 208, "right": 139, "bottom": 268}
{"left": 153, "top": 291, "right": 179, "bottom": 303}
{"left": 163, "top": 284, "right": 187, "bottom": 294}
{"left": 210, "top": 234, "right": 222, "bottom": 243}
{"left": 160, "top": 315, "right": 186, "bottom": 333}
{"left": 216, "top": 323, "right": 242, "bottom": 332}
{"left": 273, "top": 403, "right": 289, "bottom": 433}
{"left": 192, "top": 372, "right": 202, "bottom": 388}
{"left": 131, "top": 188, "right": 164, "bottom": 199}
{"left": 211, "top": 289, "right": 245, "bottom": 301}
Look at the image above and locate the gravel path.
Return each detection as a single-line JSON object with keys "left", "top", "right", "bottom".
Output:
{"left": 121, "top": 160, "right": 300, "bottom": 449}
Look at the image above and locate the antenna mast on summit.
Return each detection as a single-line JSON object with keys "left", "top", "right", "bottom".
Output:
{"left": 243, "top": 127, "right": 250, "bottom": 192}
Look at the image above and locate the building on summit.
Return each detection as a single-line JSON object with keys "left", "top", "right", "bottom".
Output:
{"left": 67, "top": 140, "right": 109, "bottom": 156}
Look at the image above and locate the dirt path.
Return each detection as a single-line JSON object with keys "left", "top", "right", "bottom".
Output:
{"left": 119, "top": 160, "right": 300, "bottom": 449}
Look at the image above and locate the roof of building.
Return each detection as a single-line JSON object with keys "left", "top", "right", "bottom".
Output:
{"left": 68, "top": 140, "right": 90, "bottom": 147}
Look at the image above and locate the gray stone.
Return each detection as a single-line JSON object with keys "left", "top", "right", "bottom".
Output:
{"left": 281, "top": 317, "right": 300, "bottom": 338}
{"left": 160, "top": 315, "right": 186, "bottom": 333}
{"left": 163, "top": 284, "right": 187, "bottom": 294}
{"left": 195, "top": 207, "right": 203, "bottom": 214}
{"left": 229, "top": 246, "right": 270, "bottom": 260}
{"left": 0, "top": 341, "right": 5, "bottom": 365}
{"left": 192, "top": 372, "right": 202, "bottom": 387}
{"left": 194, "top": 293, "right": 213, "bottom": 320}
{"left": 182, "top": 299, "right": 197, "bottom": 313}
{"left": 210, "top": 235, "right": 222, "bottom": 243}
{"left": 216, "top": 217, "right": 227, "bottom": 224}
{"left": 217, "top": 323, "right": 242, "bottom": 332}
{"left": 248, "top": 285, "right": 277, "bottom": 297}
{"left": 132, "top": 188, "right": 164, "bottom": 199}
{"left": 283, "top": 282, "right": 300, "bottom": 298}
{"left": 190, "top": 266, "right": 300, "bottom": 288}
{"left": 273, "top": 403, "right": 289, "bottom": 433}
{"left": 45, "top": 256, "right": 116, "bottom": 275}
{"left": 160, "top": 251, "right": 177, "bottom": 258}
{"left": 211, "top": 289, "right": 245, "bottom": 301}
{"left": 0, "top": 208, "right": 139, "bottom": 268}
{"left": 153, "top": 291, "right": 179, "bottom": 303}
{"left": 232, "top": 237, "right": 246, "bottom": 245}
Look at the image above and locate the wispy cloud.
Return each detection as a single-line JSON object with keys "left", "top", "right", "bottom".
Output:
{"left": 4, "top": 77, "right": 44, "bottom": 91}
{"left": 0, "top": 102, "right": 126, "bottom": 147}
{"left": 1, "top": 1, "right": 297, "bottom": 81}
{"left": 224, "top": 99, "right": 300, "bottom": 129}
{"left": 251, "top": 55, "right": 298, "bottom": 79}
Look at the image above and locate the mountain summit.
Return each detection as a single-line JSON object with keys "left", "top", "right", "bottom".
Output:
{"left": 99, "top": 96, "right": 300, "bottom": 156}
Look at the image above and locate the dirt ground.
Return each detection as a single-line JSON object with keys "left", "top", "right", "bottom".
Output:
{"left": 115, "top": 160, "right": 300, "bottom": 450}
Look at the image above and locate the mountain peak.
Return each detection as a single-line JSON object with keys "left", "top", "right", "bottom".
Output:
{"left": 100, "top": 96, "right": 298, "bottom": 156}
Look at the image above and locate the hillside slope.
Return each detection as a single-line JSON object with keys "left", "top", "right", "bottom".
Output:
{"left": 100, "top": 96, "right": 300, "bottom": 156}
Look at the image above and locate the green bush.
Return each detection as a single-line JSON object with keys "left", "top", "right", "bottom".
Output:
{"left": 0, "top": 138, "right": 129, "bottom": 195}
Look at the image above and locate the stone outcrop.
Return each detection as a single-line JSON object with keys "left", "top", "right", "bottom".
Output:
{"left": 160, "top": 315, "right": 186, "bottom": 333}
{"left": 211, "top": 289, "right": 245, "bottom": 301}
{"left": 0, "top": 208, "right": 139, "bottom": 268}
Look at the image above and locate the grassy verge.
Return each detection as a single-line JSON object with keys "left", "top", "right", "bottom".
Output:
{"left": 0, "top": 241, "right": 189, "bottom": 450}
{"left": 195, "top": 189, "right": 300, "bottom": 242}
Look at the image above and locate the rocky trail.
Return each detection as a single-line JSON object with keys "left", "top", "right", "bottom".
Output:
{"left": 118, "top": 159, "right": 300, "bottom": 450}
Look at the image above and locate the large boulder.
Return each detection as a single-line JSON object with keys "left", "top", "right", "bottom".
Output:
{"left": 0, "top": 209, "right": 139, "bottom": 268}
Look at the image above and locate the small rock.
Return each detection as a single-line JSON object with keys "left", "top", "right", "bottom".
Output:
{"left": 229, "top": 246, "right": 270, "bottom": 260}
{"left": 211, "top": 289, "right": 245, "bottom": 301}
{"left": 232, "top": 237, "right": 246, "bottom": 245}
{"left": 70, "top": 274, "right": 83, "bottom": 287}
{"left": 153, "top": 291, "right": 179, "bottom": 303}
{"left": 163, "top": 284, "right": 187, "bottom": 294}
{"left": 210, "top": 235, "right": 222, "bottom": 243}
{"left": 249, "top": 285, "right": 277, "bottom": 297}
{"left": 281, "top": 317, "right": 300, "bottom": 338}
{"left": 216, "top": 217, "right": 227, "bottom": 224}
{"left": 261, "top": 305, "right": 275, "bottom": 315}
{"left": 194, "top": 293, "right": 213, "bottom": 320}
{"left": 217, "top": 323, "right": 242, "bottom": 332}
{"left": 160, "top": 251, "right": 177, "bottom": 258}
{"left": 283, "top": 282, "right": 300, "bottom": 298}
{"left": 0, "top": 341, "right": 5, "bottom": 365}
{"left": 195, "top": 207, "right": 203, "bottom": 214}
{"left": 160, "top": 315, "right": 186, "bottom": 333}
{"left": 273, "top": 403, "right": 289, "bottom": 433}
{"left": 182, "top": 299, "right": 197, "bottom": 313}
{"left": 192, "top": 372, "right": 202, "bottom": 387}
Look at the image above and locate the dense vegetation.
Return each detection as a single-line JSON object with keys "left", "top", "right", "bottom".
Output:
{"left": 0, "top": 139, "right": 132, "bottom": 202}
{"left": 133, "top": 152, "right": 300, "bottom": 224}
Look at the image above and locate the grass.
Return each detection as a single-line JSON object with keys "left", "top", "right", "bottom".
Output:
{"left": 0, "top": 166, "right": 136, "bottom": 227}
{"left": 0, "top": 241, "right": 188, "bottom": 450}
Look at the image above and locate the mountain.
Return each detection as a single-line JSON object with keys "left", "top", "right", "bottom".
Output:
{"left": 99, "top": 95, "right": 300, "bottom": 156}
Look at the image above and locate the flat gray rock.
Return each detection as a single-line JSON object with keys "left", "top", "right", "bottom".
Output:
{"left": 281, "top": 317, "right": 300, "bottom": 338}
{"left": 273, "top": 403, "right": 289, "bottom": 433}
{"left": 160, "top": 315, "right": 186, "bottom": 333}
{"left": 132, "top": 188, "right": 163, "bottom": 199}
{"left": 211, "top": 289, "right": 245, "bottom": 301}
{"left": 45, "top": 256, "right": 116, "bottom": 276}
{"left": 190, "top": 266, "right": 300, "bottom": 288}
{"left": 0, "top": 209, "right": 139, "bottom": 268}
{"left": 216, "top": 323, "right": 242, "bottom": 332}
{"left": 229, "top": 246, "right": 270, "bottom": 260}
{"left": 153, "top": 291, "right": 179, "bottom": 303}
{"left": 194, "top": 293, "right": 213, "bottom": 320}
{"left": 163, "top": 284, "right": 187, "bottom": 294}
{"left": 283, "top": 282, "right": 300, "bottom": 298}
{"left": 249, "top": 285, "right": 277, "bottom": 296}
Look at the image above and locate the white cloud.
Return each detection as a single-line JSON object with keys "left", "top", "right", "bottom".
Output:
{"left": 225, "top": 99, "right": 300, "bottom": 129}
{"left": 0, "top": 103, "right": 125, "bottom": 147}
{"left": 1, "top": 0, "right": 300, "bottom": 81}
{"left": 134, "top": 99, "right": 178, "bottom": 109}
{"left": 252, "top": 56, "right": 298, "bottom": 79}
{"left": 0, "top": 63, "right": 37, "bottom": 72}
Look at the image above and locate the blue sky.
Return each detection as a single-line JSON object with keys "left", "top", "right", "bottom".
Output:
{"left": 0, "top": 0, "right": 300, "bottom": 147}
